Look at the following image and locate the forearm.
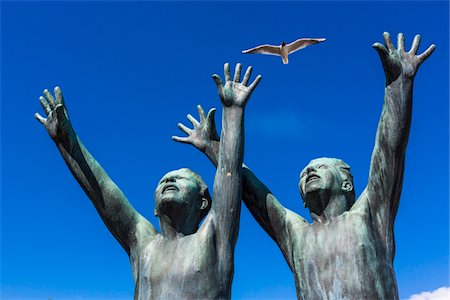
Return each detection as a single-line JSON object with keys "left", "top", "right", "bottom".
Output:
{"left": 56, "top": 133, "right": 117, "bottom": 206}
{"left": 379, "top": 76, "right": 413, "bottom": 150}
{"left": 55, "top": 133, "right": 138, "bottom": 252}
{"left": 212, "top": 106, "right": 244, "bottom": 244}
{"left": 367, "top": 75, "right": 413, "bottom": 217}
{"left": 220, "top": 107, "right": 244, "bottom": 172}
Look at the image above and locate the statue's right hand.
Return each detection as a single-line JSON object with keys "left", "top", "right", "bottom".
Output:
{"left": 172, "top": 105, "right": 219, "bottom": 152}
{"left": 35, "top": 86, "right": 73, "bottom": 142}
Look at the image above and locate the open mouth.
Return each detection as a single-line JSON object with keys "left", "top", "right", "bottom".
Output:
{"left": 162, "top": 184, "right": 179, "bottom": 194}
{"left": 306, "top": 174, "right": 320, "bottom": 183}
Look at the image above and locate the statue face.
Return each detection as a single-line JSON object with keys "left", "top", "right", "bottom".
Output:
{"left": 154, "top": 169, "right": 201, "bottom": 216}
{"left": 299, "top": 159, "right": 342, "bottom": 210}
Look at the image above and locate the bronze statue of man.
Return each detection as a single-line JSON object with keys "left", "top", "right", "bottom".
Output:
{"left": 35, "top": 63, "right": 261, "bottom": 299}
{"left": 174, "top": 33, "right": 435, "bottom": 299}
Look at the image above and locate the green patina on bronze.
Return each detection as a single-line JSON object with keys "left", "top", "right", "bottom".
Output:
{"left": 35, "top": 64, "right": 261, "bottom": 299}
{"left": 175, "top": 32, "right": 435, "bottom": 300}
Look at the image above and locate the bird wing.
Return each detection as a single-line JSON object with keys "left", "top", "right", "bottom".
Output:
{"left": 285, "top": 38, "right": 326, "bottom": 54}
{"left": 242, "top": 44, "right": 281, "bottom": 56}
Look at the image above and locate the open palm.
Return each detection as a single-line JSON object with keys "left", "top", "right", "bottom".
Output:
{"left": 35, "top": 86, "right": 74, "bottom": 143}
{"left": 212, "top": 63, "right": 261, "bottom": 107}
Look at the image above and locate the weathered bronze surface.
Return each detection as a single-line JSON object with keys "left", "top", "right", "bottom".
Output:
{"left": 36, "top": 63, "right": 261, "bottom": 299}
{"left": 175, "top": 32, "right": 435, "bottom": 299}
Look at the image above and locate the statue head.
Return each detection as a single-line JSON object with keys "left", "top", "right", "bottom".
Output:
{"left": 154, "top": 168, "right": 211, "bottom": 229}
{"left": 299, "top": 158, "right": 355, "bottom": 216}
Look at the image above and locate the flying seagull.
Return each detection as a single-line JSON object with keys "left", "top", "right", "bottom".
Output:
{"left": 242, "top": 38, "right": 326, "bottom": 64}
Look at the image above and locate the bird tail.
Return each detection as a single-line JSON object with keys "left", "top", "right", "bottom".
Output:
{"left": 282, "top": 56, "right": 289, "bottom": 64}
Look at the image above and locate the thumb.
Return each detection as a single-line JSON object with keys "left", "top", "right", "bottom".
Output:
{"left": 207, "top": 108, "right": 220, "bottom": 141}
{"left": 207, "top": 108, "right": 217, "bottom": 124}
{"left": 372, "top": 42, "right": 388, "bottom": 62}
{"left": 35, "top": 113, "right": 46, "bottom": 125}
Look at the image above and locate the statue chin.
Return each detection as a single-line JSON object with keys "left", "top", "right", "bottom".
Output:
{"left": 156, "top": 196, "right": 188, "bottom": 214}
{"left": 304, "top": 182, "right": 321, "bottom": 194}
{"left": 303, "top": 190, "right": 329, "bottom": 215}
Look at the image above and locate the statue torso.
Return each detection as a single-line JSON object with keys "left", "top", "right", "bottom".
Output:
{"left": 130, "top": 218, "right": 228, "bottom": 300}
{"left": 289, "top": 202, "right": 399, "bottom": 300}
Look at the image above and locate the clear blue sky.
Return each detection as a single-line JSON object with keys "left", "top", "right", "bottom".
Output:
{"left": 1, "top": 1, "right": 448, "bottom": 299}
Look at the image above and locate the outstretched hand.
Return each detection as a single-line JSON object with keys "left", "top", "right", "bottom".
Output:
{"left": 35, "top": 86, "right": 74, "bottom": 143}
{"left": 172, "top": 105, "right": 219, "bottom": 152}
{"left": 373, "top": 32, "right": 435, "bottom": 84}
{"left": 212, "top": 63, "right": 261, "bottom": 107}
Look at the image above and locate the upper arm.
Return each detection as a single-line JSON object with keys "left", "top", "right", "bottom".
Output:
{"left": 242, "top": 166, "right": 305, "bottom": 265}
{"left": 243, "top": 167, "right": 290, "bottom": 242}
{"left": 366, "top": 134, "right": 406, "bottom": 219}
{"left": 97, "top": 178, "right": 157, "bottom": 254}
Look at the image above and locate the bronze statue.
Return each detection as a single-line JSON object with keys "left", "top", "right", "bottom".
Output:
{"left": 35, "top": 63, "right": 261, "bottom": 299}
{"left": 174, "top": 32, "right": 435, "bottom": 299}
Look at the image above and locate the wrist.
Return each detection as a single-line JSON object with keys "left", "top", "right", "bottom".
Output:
{"left": 387, "top": 75, "right": 413, "bottom": 88}
{"left": 222, "top": 105, "right": 245, "bottom": 114}
{"left": 53, "top": 126, "right": 76, "bottom": 149}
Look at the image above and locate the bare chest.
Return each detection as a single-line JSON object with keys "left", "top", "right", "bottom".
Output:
{"left": 292, "top": 211, "right": 394, "bottom": 299}
{"left": 147, "top": 235, "right": 216, "bottom": 279}
{"left": 132, "top": 232, "right": 220, "bottom": 299}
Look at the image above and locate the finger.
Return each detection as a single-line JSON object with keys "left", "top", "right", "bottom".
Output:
{"left": 197, "top": 105, "right": 206, "bottom": 123}
{"left": 248, "top": 74, "right": 262, "bottom": 92}
{"left": 54, "top": 86, "right": 65, "bottom": 106}
{"left": 34, "top": 113, "right": 46, "bottom": 124}
{"left": 206, "top": 107, "right": 216, "bottom": 122}
{"left": 233, "top": 63, "right": 242, "bottom": 82}
{"left": 39, "top": 96, "right": 51, "bottom": 115}
{"left": 242, "top": 66, "right": 252, "bottom": 86}
{"left": 187, "top": 114, "right": 200, "bottom": 127}
{"left": 178, "top": 123, "right": 192, "bottom": 135}
{"left": 43, "top": 89, "right": 56, "bottom": 109}
{"left": 212, "top": 74, "right": 224, "bottom": 95}
{"left": 224, "top": 63, "right": 231, "bottom": 82}
{"left": 417, "top": 44, "right": 436, "bottom": 64}
{"left": 383, "top": 32, "right": 395, "bottom": 52}
{"left": 409, "top": 34, "right": 421, "bottom": 55}
{"left": 372, "top": 42, "right": 388, "bottom": 59}
{"left": 172, "top": 136, "right": 190, "bottom": 144}
{"left": 397, "top": 33, "right": 405, "bottom": 51}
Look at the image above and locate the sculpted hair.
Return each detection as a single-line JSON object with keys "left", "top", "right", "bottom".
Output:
{"left": 179, "top": 168, "right": 212, "bottom": 219}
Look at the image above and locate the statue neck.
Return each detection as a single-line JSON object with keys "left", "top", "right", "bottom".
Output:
{"left": 310, "top": 194, "right": 350, "bottom": 223}
{"left": 158, "top": 212, "right": 199, "bottom": 239}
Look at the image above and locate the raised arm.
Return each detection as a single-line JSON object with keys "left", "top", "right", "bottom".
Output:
{"left": 173, "top": 98, "right": 302, "bottom": 265}
{"left": 207, "top": 63, "right": 260, "bottom": 270}
{"left": 35, "top": 87, "right": 156, "bottom": 254}
{"left": 362, "top": 33, "right": 435, "bottom": 237}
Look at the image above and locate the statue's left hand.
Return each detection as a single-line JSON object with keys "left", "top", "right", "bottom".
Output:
{"left": 373, "top": 32, "right": 435, "bottom": 83}
{"left": 212, "top": 63, "right": 261, "bottom": 108}
{"left": 172, "top": 105, "right": 219, "bottom": 153}
{"left": 35, "top": 86, "right": 75, "bottom": 144}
